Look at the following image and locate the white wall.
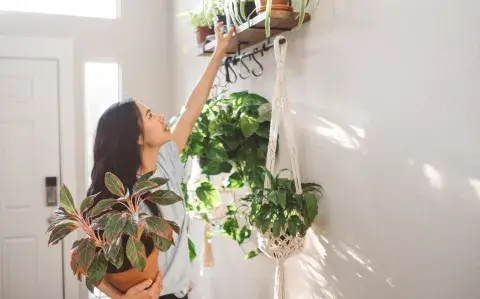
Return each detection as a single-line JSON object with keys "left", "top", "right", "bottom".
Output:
{"left": 171, "top": 1, "right": 480, "bottom": 298}
{"left": 0, "top": 1, "right": 170, "bottom": 298}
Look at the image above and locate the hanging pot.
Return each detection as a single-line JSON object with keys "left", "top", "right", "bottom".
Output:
{"left": 254, "top": 0, "right": 293, "bottom": 13}
{"left": 103, "top": 238, "right": 160, "bottom": 293}
{"left": 257, "top": 225, "right": 305, "bottom": 260}
{"left": 196, "top": 26, "right": 215, "bottom": 45}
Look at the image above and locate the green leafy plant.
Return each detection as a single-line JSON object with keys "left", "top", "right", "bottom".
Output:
{"left": 181, "top": 91, "right": 272, "bottom": 190}
{"left": 46, "top": 172, "right": 182, "bottom": 293}
{"left": 236, "top": 167, "right": 323, "bottom": 258}
{"left": 188, "top": 10, "right": 212, "bottom": 27}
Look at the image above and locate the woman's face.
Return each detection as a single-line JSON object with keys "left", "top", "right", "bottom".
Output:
{"left": 136, "top": 102, "right": 172, "bottom": 148}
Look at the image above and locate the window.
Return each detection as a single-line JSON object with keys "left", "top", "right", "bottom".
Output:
{"left": 84, "top": 61, "right": 121, "bottom": 187}
{"left": 0, "top": 0, "right": 118, "bottom": 19}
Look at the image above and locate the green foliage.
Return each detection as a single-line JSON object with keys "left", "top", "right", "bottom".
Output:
{"left": 245, "top": 168, "right": 323, "bottom": 238}
{"left": 46, "top": 172, "right": 181, "bottom": 293}
{"left": 182, "top": 91, "right": 271, "bottom": 190}
{"left": 188, "top": 236, "right": 197, "bottom": 262}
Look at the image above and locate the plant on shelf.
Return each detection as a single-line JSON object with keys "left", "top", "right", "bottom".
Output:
{"left": 224, "top": 0, "right": 257, "bottom": 27}
{"left": 255, "top": 0, "right": 319, "bottom": 37}
{"left": 46, "top": 172, "right": 182, "bottom": 294}
{"left": 186, "top": 8, "right": 215, "bottom": 45}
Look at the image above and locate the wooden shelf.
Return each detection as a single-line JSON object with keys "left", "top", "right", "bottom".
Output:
{"left": 199, "top": 11, "right": 311, "bottom": 56}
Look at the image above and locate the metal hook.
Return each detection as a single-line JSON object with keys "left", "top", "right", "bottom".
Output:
{"left": 250, "top": 49, "right": 264, "bottom": 77}
{"left": 238, "top": 56, "right": 250, "bottom": 79}
{"left": 224, "top": 57, "right": 238, "bottom": 84}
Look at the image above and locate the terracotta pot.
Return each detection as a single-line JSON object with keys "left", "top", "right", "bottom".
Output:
{"left": 104, "top": 248, "right": 160, "bottom": 293}
{"left": 254, "top": 0, "right": 293, "bottom": 13}
{"left": 196, "top": 26, "right": 214, "bottom": 45}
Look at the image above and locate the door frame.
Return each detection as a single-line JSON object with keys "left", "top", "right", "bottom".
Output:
{"left": 0, "top": 36, "right": 77, "bottom": 299}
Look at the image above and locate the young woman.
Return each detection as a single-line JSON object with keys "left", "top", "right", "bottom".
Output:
{"left": 89, "top": 23, "right": 233, "bottom": 299}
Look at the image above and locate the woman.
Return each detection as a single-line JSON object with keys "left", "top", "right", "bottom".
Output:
{"left": 89, "top": 23, "right": 233, "bottom": 299}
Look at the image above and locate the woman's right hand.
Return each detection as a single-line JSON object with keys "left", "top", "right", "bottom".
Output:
{"left": 117, "top": 272, "right": 163, "bottom": 299}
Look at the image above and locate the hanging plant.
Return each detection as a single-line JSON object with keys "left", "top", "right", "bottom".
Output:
{"left": 46, "top": 172, "right": 182, "bottom": 294}
{"left": 179, "top": 91, "right": 272, "bottom": 190}
{"left": 170, "top": 91, "right": 272, "bottom": 260}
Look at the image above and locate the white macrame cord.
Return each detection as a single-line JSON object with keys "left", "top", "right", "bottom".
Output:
{"left": 258, "top": 36, "right": 306, "bottom": 299}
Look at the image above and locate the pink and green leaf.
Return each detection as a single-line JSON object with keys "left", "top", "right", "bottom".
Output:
{"left": 48, "top": 222, "right": 78, "bottom": 246}
{"left": 132, "top": 180, "right": 158, "bottom": 197}
{"left": 60, "top": 184, "right": 77, "bottom": 214}
{"left": 104, "top": 213, "right": 127, "bottom": 243}
{"left": 126, "top": 237, "right": 147, "bottom": 271}
{"left": 149, "top": 190, "right": 183, "bottom": 206}
{"left": 105, "top": 239, "right": 124, "bottom": 269}
{"left": 87, "top": 252, "right": 108, "bottom": 286}
{"left": 105, "top": 172, "right": 125, "bottom": 197}
{"left": 77, "top": 238, "right": 96, "bottom": 271}
{"left": 152, "top": 235, "right": 174, "bottom": 252}
{"left": 90, "top": 198, "right": 117, "bottom": 218}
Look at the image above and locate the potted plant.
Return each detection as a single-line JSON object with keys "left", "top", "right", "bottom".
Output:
{"left": 46, "top": 172, "right": 182, "bottom": 294}
{"left": 188, "top": 10, "right": 215, "bottom": 45}
{"left": 240, "top": 168, "right": 322, "bottom": 258}
{"left": 256, "top": 0, "right": 318, "bottom": 37}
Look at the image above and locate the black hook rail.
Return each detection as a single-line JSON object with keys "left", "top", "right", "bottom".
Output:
{"left": 218, "top": 37, "right": 286, "bottom": 83}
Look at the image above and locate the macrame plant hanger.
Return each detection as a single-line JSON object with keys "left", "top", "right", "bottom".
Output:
{"left": 258, "top": 35, "right": 306, "bottom": 299}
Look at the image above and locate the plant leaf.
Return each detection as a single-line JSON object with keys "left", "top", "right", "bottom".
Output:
{"left": 149, "top": 190, "right": 183, "bottom": 206}
{"left": 257, "top": 103, "right": 272, "bottom": 123}
{"left": 240, "top": 115, "right": 259, "bottom": 138}
{"left": 90, "top": 198, "right": 117, "bottom": 218}
{"left": 278, "top": 188, "right": 287, "bottom": 209}
{"left": 152, "top": 235, "right": 174, "bottom": 252}
{"left": 104, "top": 213, "right": 128, "bottom": 243}
{"left": 188, "top": 236, "right": 197, "bottom": 262}
{"left": 272, "top": 221, "right": 281, "bottom": 238}
{"left": 224, "top": 172, "right": 244, "bottom": 189}
{"left": 196, "top": 181, "right": 220, "bottom": 208}
{"left": 91, "top": 211, "right": 120, "bottom": 230}
{"left": 80, "top": 196, "right": 95, "bottom": 214}
{"left": 165, "top": 220, "right": 181, "bottom": 235}
{"left": 126, "top": 237, "right": 147, "bottom": 271}
{"left": 70, "top": 248, "right": 82, "bottom": 275}
{"left": 149, "top": 177, "right": 169, "bottom": 187}
{"left": 87, "top": 252, "right": 108, "bottom": 286}
{"left": 132, "top": 180, "right": 158, "bottom": 197}
{"left": 105, "top": 172, "right": 125, "bottom": 197}
{"left": 245, "top": 249, "right": 260, "bottom": 260}
{"left": 124, "top": 215, "right": 138, "bottom": 237}
{"left": 137, "top": 171, "right": 154, "bottom": 182}
{"left": 288, "top": 217, "right": 297, "bottom": 236}
{"left": 59, "top": 184, "right": 77, "bottom": 214}
{"left": 105, "top": 239, "right": 124, "bottom": 269}
{"left": 77, "top": 238, "right": 96, "bottom": 271}
{"left": 305, "top": 192, "right": 318, "bottom": 226}
{"left": 268, "top": 190, "right": 278, "bottom": 205}
{"left": 48, "top": 222, "right": 77, "bottom": 246}
{"left": 85, "top": 277, "right": 95, "bottom": 295}
{"left": 145, "top": 216, "right": 172, "bottom": 239}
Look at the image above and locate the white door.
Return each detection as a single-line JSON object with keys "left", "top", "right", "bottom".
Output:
{"left": 0, "top": 58, "right": 63, "bottom": 299}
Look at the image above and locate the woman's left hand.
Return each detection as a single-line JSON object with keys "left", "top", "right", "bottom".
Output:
{"left": 213, "top": 22, "right": 234, "bottom": 60}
